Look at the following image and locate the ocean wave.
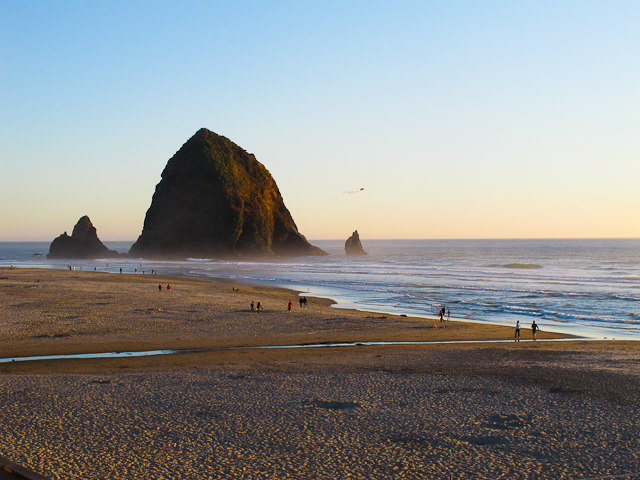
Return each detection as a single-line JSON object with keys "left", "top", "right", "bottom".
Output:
{"left": 612, "top": 294, "right": 640, "bottom": 301}
{"left": 497, "top": 263, "right": 543, "bottom": 269}
{"left": 502, "top": 305, "right": 543, "bottom": 316}
{"left": 442, "top": 283, "right": 601, "bottom": 300}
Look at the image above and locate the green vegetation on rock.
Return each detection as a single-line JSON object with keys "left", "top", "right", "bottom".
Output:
{"left": 129, "top": 128, "right": 327, "bottom": 259}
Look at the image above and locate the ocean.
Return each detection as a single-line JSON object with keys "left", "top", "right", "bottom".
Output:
{"left": 1, "top": 239, "right": 639, "bottom": 340}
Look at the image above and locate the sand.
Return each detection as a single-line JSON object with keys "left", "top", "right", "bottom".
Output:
{"left": 1, "top": 267, "right": 639, "bottom": 479}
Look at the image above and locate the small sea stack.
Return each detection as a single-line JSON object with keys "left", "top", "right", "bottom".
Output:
{"left": 129, "top": 128, "right": 327, "bottom": 259}
{"left": 345, "top": 230, "right": 368, "bottom": 255}
{"left": 48, "top": 216, "right": 120, "bottom": 259}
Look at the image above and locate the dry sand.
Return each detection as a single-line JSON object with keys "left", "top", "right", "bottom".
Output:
{"left": 0, "top": 267, "right": 639, "bottom": 479}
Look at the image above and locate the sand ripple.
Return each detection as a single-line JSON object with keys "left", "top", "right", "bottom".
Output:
{"left": 0, "top": 370, "right": 638, "bottom": 479}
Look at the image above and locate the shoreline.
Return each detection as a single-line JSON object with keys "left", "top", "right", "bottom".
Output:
{"left": 3, "top": 240, "right": 639, "bottom": 342}
{"left": 1, "top": 264, "right": 605, "bottom": 341}
{"left": 0, "top": 266, "right": 574, "bottom": 364}
{"left": 2, "top": 266, "right": 637, "bottom": 379}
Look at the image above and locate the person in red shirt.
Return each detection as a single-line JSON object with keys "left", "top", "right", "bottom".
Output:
{"left": 288, "top": 300, "right": 293, "bottom": 312}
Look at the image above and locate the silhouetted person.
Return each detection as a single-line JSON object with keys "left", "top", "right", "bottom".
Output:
{"left": 159, "top": 284, "right": 162, "bottom": 292}
{"left": 515, "top": 321, "right": 521, "bottom": 341}
{"left": 531, "top": 321, "right": 538, "bottom": 340}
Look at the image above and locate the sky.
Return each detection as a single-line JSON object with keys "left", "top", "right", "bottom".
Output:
{"left": 1, "top": 1, "right": 639, "bottom": 241}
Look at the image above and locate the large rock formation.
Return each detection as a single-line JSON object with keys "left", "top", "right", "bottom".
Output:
{"left": 345, "top": 230, "right": 368, "bottom": 255}
{"left": 48, "top": 216, "right": 120, "bottom": 259}
{"left": 129, "top": 128, "right": 327, "bottom": 259}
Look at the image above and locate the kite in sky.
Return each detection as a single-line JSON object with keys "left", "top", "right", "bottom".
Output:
{"left": 343, "top": 188, "right": 364, "bottom": 195}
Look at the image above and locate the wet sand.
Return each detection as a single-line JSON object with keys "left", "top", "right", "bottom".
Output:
{"left": 1, "top": 267, "right": 639, "bottom": 479}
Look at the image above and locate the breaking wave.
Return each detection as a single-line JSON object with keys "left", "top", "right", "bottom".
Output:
{"left": 497, "top": 263, "right": 543, "bottom": 269}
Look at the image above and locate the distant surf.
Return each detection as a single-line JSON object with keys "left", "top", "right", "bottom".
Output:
{"left": 1, "top": 239, "right": 639, "bottom": 340}
{"left": 492, "top": 263, "right": 543, "bottom": 269}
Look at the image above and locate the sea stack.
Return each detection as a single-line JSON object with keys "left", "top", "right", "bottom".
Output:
{"left": 48, "top": 216, "right": 119, "bottom": 259}
{"left": 345, "top": 230, "right": 368, "bottom": 255}
{"left": 129, "top": 128, "right": 327, "bottom": 259}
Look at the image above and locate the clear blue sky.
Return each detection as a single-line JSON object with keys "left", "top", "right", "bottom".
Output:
{"left": 1, "top": 1, "right": 639, "bottom": 241}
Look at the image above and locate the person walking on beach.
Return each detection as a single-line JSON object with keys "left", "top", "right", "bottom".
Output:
{"left": 438, "top": 307, "right": 445, "bottom": 322}
{"left": 288, "top": 300, "right": 293, "bottom": 312}
{"left": 447, "top": 308, "right": 451, "bottom": 321}
{"left": 251, "top": 301, "right": 255, "bottom": 312}
{"left": 299, "top": 297, "right": 303, "bottom": 308}
{"left": 531, "top": 320, "right": 538, "bottom": 340}
{"left": 515, "top": 321, "right": 521, "bottom": 341}
{"left": 257, "top": 301, "right": 262, "bottom": 313}
{"left": 158, "top": 284, "right": 162, "bottom": 292}
{"left": 167, "top": 284, "right": 171, "bottom": 292}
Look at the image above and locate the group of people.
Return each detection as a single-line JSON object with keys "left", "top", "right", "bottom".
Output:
{"left": 514, "top": 320, "right": 539, "bottom": 341}
{"left": 250, "top": 301, "right": 263, "bottom": 313}
{"left": 289, "top": 297, "right": 309, "bottom": 311}
{"left": 64, "top": 265, "right": 161, "bottom": 275}
{"left": 134, "top": 269, "right": 158, "bottom": 275}
{"left": 253, "top": 297, "right": 310, "bottom": 313}
{"left": 158, "top": 284, "right": 171, "bottom": 292}
{"left": 436, "top": 305, "right": 540, "bottom": 341}
{"left": 437, "top": 306, "right": 451, "bottom": 322}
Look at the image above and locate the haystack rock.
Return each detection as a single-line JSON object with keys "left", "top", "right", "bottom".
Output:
{"left": 129, "top": 128, "right": 327, "bottom": 259}
{"left": 48, "top": 216, "right": 120, "bottom": 259}
{"left": 345, "top": 230, "right": 368, "bottom": 255}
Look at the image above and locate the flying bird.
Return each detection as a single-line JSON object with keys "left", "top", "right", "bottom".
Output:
{"left": 343, "top": 188, "right": 364, "bottom": 195}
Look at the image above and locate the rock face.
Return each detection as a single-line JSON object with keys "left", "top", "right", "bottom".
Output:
{"left": 345, "top": 230, "right": 368, "bottom": 255}
{"left": 129, "top": 128, "right": 327, "bottom": 259}
{"left": 48, "top": 216, "right": 119, "bottom": 259}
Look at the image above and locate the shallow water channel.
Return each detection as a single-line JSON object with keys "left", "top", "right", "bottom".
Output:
{"left": 0, "top": 338, "right": 593, "bottom": 364}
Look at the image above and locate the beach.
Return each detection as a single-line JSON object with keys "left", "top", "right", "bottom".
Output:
{"left": 1, "top": 267, "right": 639, "bottom": 479}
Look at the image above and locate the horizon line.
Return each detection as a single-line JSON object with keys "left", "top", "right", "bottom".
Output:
{"left": 2, "top": 237, "right": 639, "bottom": 243}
